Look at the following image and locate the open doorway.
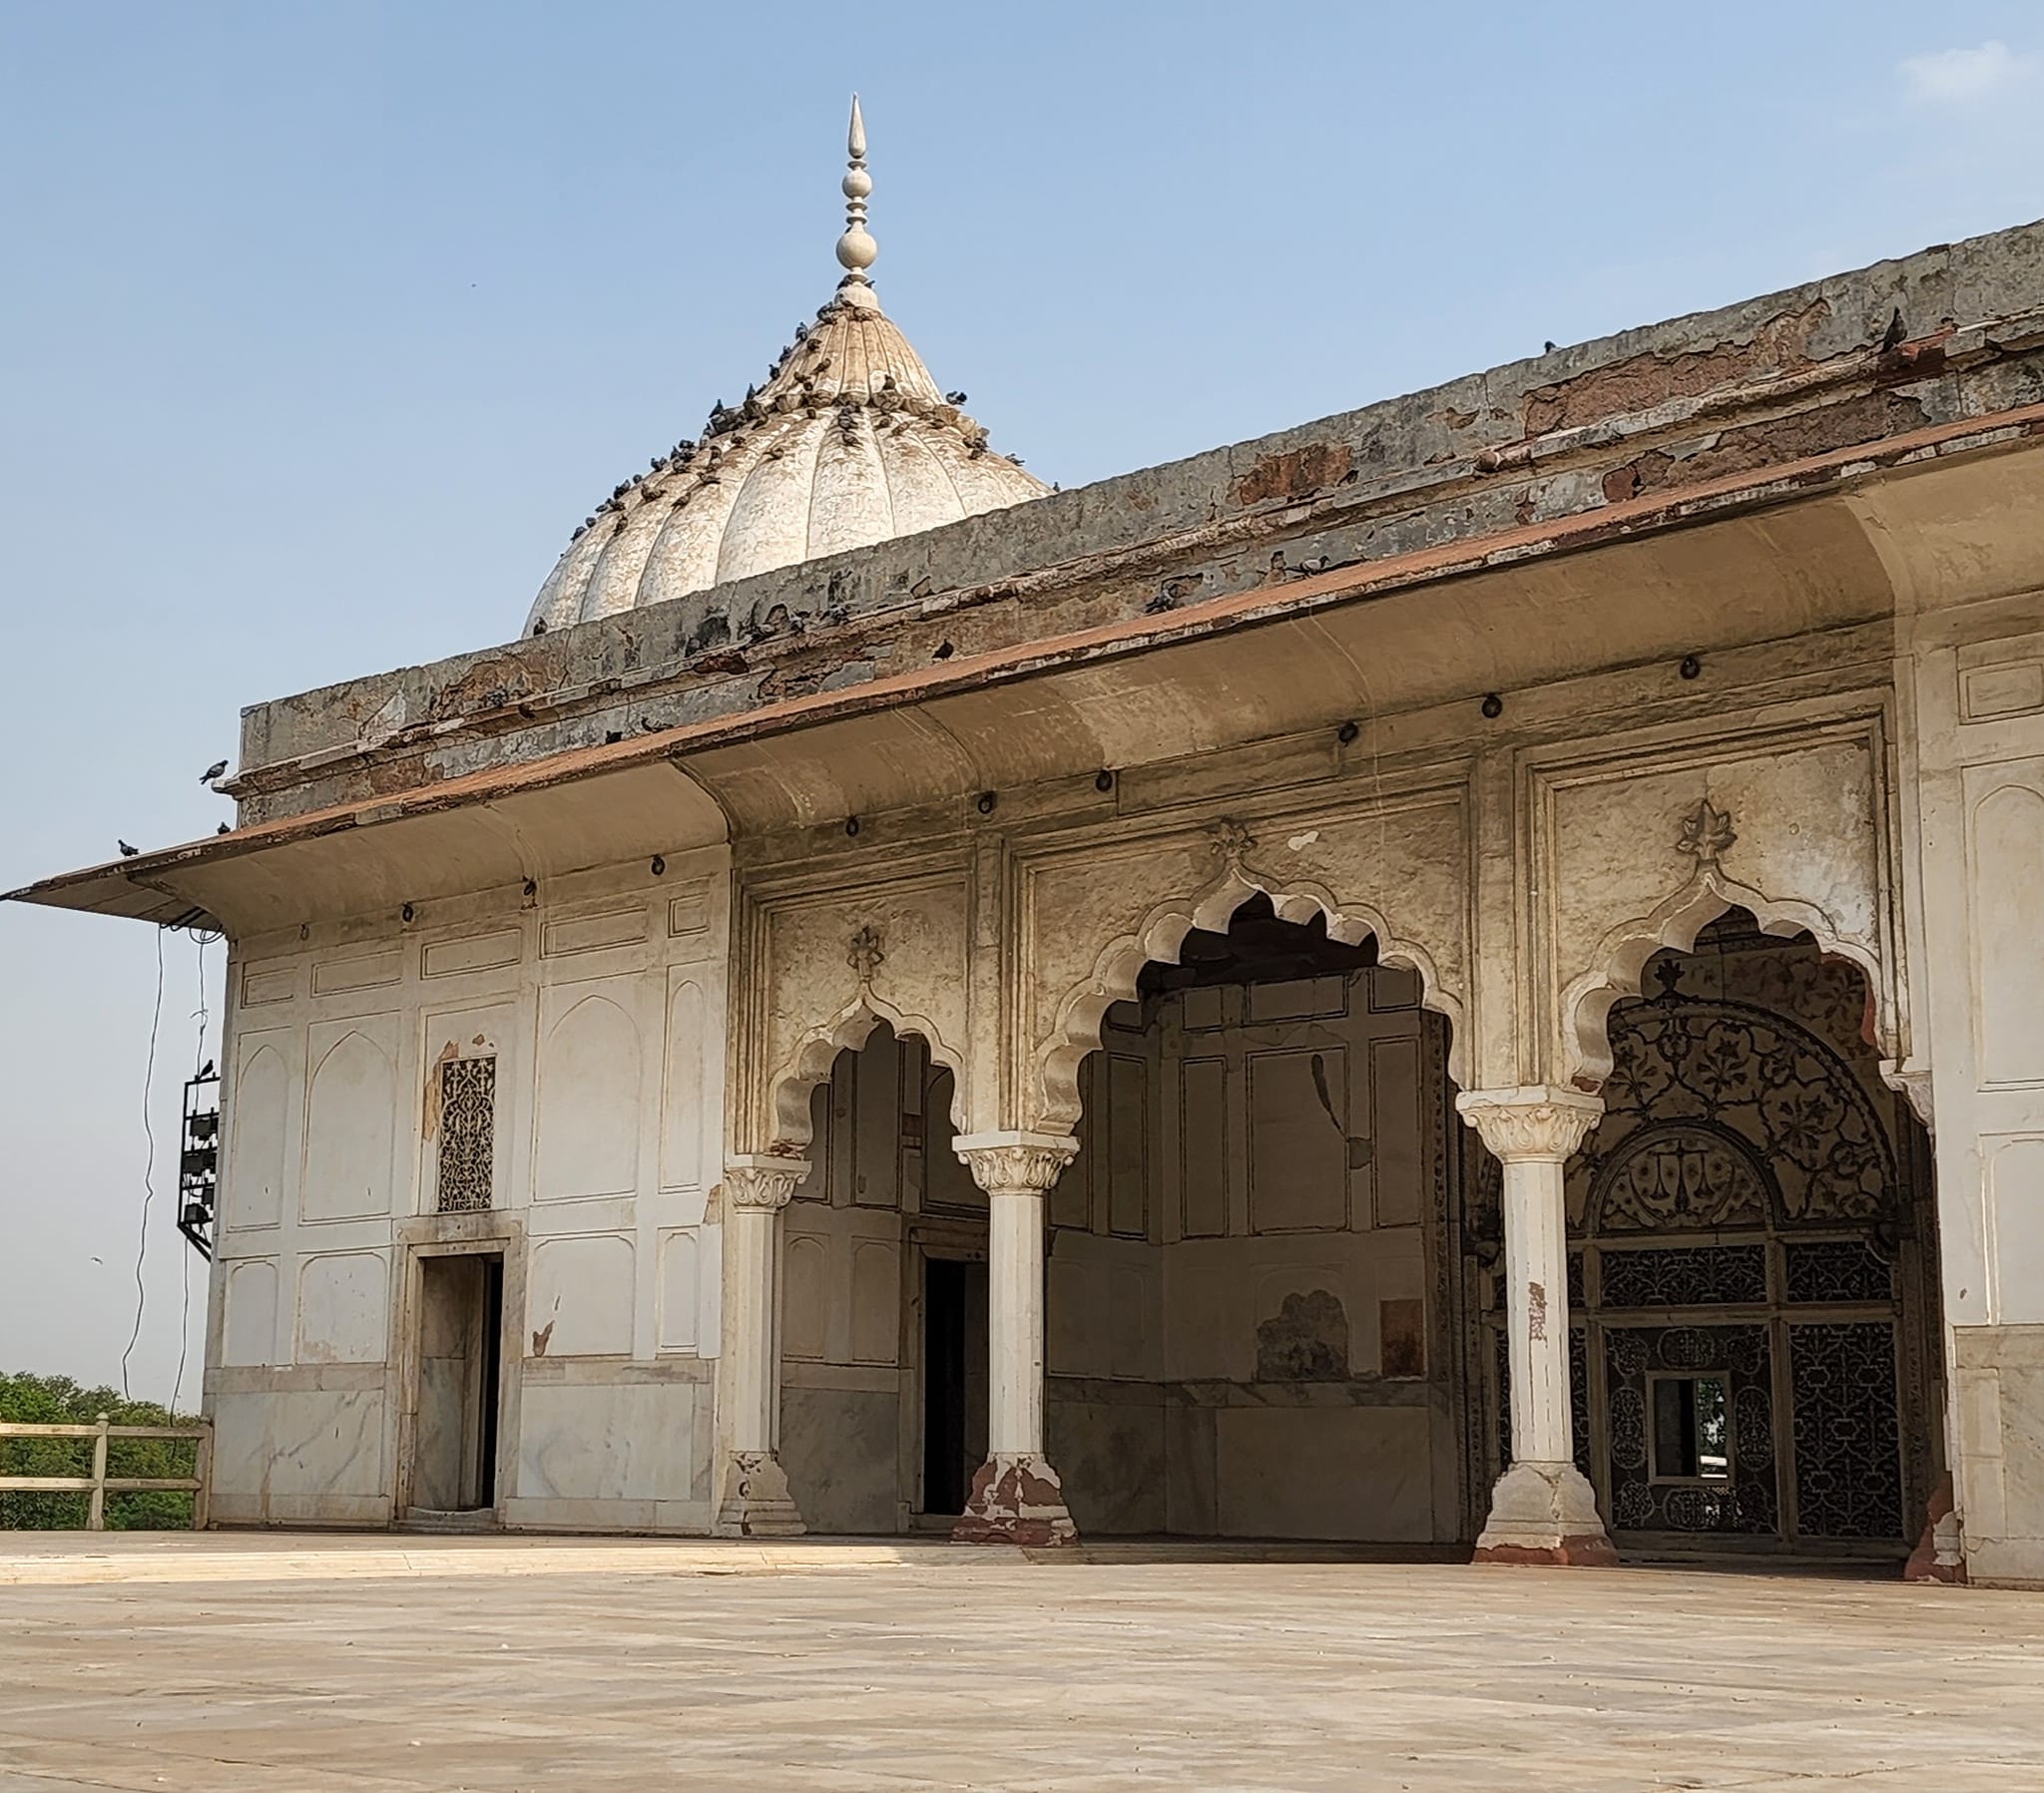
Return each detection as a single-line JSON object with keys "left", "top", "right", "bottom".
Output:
{"left": 1047, "top": 894, "right": 1471, "bottom": 1544}
{"left": 777, "top": 1019, "right": 988, "bottom": 1533}
{"left": 920, "top": 1254, "right": 989, "bottom": 1516}
{"left": 410, "top": 1252, "right": 504, "bottom": 1519}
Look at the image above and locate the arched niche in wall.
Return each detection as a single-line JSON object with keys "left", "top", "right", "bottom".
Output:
{"left": 222, "top": 1258, "right": 278, "bottom": 1367}
{"left": 301, "top": 1024, "right": 396, "bottom": 1221}
{"left": 660, "top": 975, "right": 711, "bottom": 1192}
{"left": 228, "top": 1043, "right": 289, "bottom": 1230}
{"left": 535, "top": 990, "right": 642, "bottom": 1202}
{"left": 1971, "top": 782, "right": 2044, "bottom": 1088}
{"left": 296, "top": 1251, "right": 389, "bottom": 1364}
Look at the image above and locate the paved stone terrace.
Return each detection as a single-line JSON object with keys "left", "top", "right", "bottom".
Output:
{"left": 1, "top": 1535, "right": 2041, "bottom": 1790}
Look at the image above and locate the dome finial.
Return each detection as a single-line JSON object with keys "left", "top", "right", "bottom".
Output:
{"left": 835, "top": 94, "right": 878, "bottom": 307}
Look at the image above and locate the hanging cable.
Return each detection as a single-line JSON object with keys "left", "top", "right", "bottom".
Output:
{"left": 171, "top": 929, "right": 214, "bottom": 1416}
{"left": 120, "top": 926, "right": 168, "bottom": 1401}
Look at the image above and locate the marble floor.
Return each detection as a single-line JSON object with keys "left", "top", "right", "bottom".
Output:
{"left": 0, "top": 1535, "right": 2040, "bottom": 1790}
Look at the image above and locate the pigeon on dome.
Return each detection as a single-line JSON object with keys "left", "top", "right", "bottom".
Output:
{"left": 524, "top": 97, "right": 1046, "bottom": 636}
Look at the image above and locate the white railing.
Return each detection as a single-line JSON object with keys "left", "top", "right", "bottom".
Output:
{"left": 0, "top": 1415, "right": 211, "bottom": 1530}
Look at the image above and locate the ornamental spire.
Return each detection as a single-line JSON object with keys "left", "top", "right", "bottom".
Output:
{"left": 834, "top": 94, "right": 878, "bottom": 307}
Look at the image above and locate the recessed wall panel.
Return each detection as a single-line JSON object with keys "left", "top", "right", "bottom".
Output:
{"left": 301, "top": 1019, "right": 397, "bottom": 1221}
{"left": 1248, "top": 1048, "right": 1347, "bottom": 1231}
{"left": 534, "top": 990, "right": 642, "bottom": 1201}
{"left": 227, "top": 1042, "right": 290, "bottom": 1230}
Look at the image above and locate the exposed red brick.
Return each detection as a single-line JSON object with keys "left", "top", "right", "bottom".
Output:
{"left": 1605, "top": 394, "right": 1928, "bottom": 504}
{"left": 428, "top": 652, "right": 544, "bottom": 722}
{"left": 1523, "top": 300, "right": 1831, "bottom": 437}
{"left": 1473, "top": 1533, "right": 1620, "bottom": 1568}
{"left": 1232, "top": 442, "right": 1354, "bottom": 507}
{"left": 1903, "top": 1473, "right": 1967, "bottom": 1584}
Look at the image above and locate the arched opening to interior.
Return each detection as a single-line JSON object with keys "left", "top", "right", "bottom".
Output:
{"left": 1045, "top": 894, "right": 1479, "bottom": 1545}
{"left": 1476, "top": 908, "right": 1945, "bottom": 1563}
{"left": 774, "top": 1019, "right": 993, "bottom": 1534}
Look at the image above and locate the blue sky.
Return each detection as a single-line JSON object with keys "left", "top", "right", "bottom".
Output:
{"left": 3, "top": 1, "right": 2040, "bottom": 1402}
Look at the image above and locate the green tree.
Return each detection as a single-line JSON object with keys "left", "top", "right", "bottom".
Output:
{"left": 0, "top": 1371, "right": 198, "bottom": 1530}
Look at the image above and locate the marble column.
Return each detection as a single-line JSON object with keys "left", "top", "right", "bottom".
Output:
{"left": 949, "top": 1131, "right": 1080, "bottom": 1547}
{"left": 714, "top": 1155, "right": 808, "bottom": 1538}
{"left": 1456, "top": 1086, "right": 1616, "bottom": 1567}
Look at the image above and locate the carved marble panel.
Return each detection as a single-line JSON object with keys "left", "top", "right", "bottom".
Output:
{"left": 751, "top": 870, "right": 971, "bottom": 1149}
{"left": 1018, "top": 792, "right": 1468, "bottom": 1131}
{"left": 1536, "top": 719, "right": 1891, "bottom": 1083}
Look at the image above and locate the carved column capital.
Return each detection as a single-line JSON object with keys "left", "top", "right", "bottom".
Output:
{"left": 1456, "top": 1086, "right": 1604, "bottom": 1162}
{"left": 723, "top": 1155, "right": 809, "bottom": 1211}
{"left": 952, "top": 1130, "right": 1078, "bottom": 1196}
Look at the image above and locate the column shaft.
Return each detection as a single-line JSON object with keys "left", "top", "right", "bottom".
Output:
{"left": 722, "top": 1203, "right": 778, "bottom": 1456}
{"left": 987, "top": 1188, "right": 1046, "bottom": 1456}
{"left": 1501, "top": 1152, "right": 1574, "bottom": 1466}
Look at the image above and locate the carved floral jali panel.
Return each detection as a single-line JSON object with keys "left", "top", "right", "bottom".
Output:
{"left": 1480, "top": 923, "right": 1933, "bottom": 1550}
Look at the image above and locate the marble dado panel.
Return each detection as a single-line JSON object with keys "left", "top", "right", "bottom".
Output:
{"left": 1952, "top": 1324, "right": 2044, "bottom": 1586}
{"left": 515, "top": 1379, "right": 704, "bottom": 1507}
{"left": 749, "top": 868, "right": 973, "bottom": 1148}
{"left": 208, "top": 1384, "right": 388, "bottom": 1525}
{"left": 1016, "top": 791, "right": 1470, "bottom": 1130}
{"left": 1531, "top": 714, "right": 1893, "bottom": 1082}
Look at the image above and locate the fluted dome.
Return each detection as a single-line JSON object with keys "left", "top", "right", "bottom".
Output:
{"left": 525, "top": 102, "right": 1046, "bottom": 636}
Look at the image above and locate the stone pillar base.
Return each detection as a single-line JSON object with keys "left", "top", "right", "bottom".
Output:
{"left": 1473, "top": 1461, "right": 1617, "bottom": 1567}
{"left": 951, "top": 1453, "right": 1078, "bottom": 1548}
{"left": 1904, "top": 1474, "right": 1967, "bottom": 1584}
{"left": 714, "top": 1451, "right": 806, "bottom": 1538}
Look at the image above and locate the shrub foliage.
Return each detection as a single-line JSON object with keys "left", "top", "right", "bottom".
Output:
{"left": 0, "top": 1372, "right": 198, "bottom": 1530}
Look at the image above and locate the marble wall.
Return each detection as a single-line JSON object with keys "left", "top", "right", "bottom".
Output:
{"left": 205, "top": 846, "right": 731, "bottom": 1530}
{"left": 1910, "top": 611, "right": 2044, "bottom": 1583}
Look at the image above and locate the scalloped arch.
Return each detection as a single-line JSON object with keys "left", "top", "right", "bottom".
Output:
{"left": 1560, "top": 865, "right": 1883, "bottom": 1088}
{"left": 1030, "top": 863, "right": 1464, "bottom": 1132}
{"left": 766, "top": 992, "right": 967, "bottom": 1154}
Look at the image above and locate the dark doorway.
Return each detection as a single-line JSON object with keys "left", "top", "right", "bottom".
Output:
{"left": 412, "top": 1252, "right": 505, "bottom": 1515}
{"left": 922, "top": 1256, "right": 988, "bottom": 1515}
